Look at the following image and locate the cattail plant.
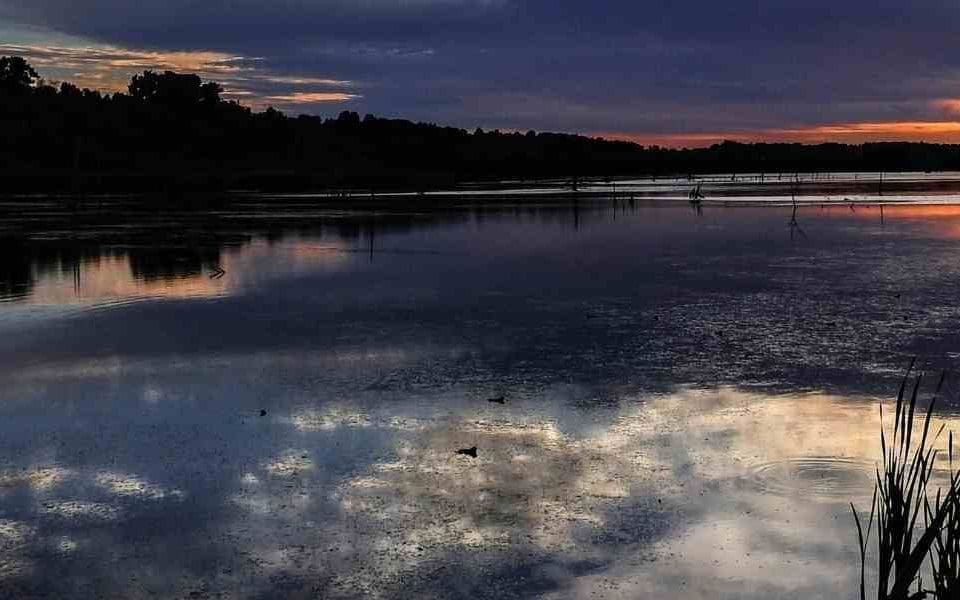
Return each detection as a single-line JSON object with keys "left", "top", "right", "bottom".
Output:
{"left": 926, "top": 431, "right": 960, "bottom": 597}
{"left": 852, "top": 363, "right": 960, "bottom": 600}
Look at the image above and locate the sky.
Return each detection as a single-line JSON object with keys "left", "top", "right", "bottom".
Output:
{"left": 2, "top": 1, "right": 960, "bottom": 146}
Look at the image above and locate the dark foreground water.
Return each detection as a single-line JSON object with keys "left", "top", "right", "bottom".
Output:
{"left": 5, "top": 178, "right": 960, "bottom": 598}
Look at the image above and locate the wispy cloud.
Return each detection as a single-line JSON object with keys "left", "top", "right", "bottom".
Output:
{"left": 933, "top": 99, "right": 960, "bottom": 116}
{"left": 0, "top": 42, "right": 357, "bottom": 110}
{"left": 0, "top": 43, "right": 253, "bottom": 75}
{"left": 256, "top": 76, "right": 353, "bottom": 87}
{"left": 263, "top": 92, "right": 360, "bottom": 104}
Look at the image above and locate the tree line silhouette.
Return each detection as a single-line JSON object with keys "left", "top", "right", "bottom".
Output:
{"left": 3, "top": 55, "right": 960, "bottom": 194}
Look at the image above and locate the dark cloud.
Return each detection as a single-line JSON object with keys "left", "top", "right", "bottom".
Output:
{"left": 3, "top": 0, "right": 960, "bottom": 141}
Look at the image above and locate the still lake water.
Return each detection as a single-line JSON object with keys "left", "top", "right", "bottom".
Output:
{"left": 5, "top": 174, "right": 960, "bottom": 598}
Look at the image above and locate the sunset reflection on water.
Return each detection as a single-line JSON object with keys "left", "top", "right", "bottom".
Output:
{"left": 5, "top": 191, "right": 960, "bottom": 597}
{"left": 5, "top": 238, "right": 352, "bottom": 308}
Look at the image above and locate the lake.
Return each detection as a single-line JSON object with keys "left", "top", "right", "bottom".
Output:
{"left": 4, "top": 173, "right": 960, "bottom": 598}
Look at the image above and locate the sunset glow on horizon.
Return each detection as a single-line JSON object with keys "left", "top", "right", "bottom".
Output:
{"left": 598, "top": 119, "right": 960, "bottom": 148}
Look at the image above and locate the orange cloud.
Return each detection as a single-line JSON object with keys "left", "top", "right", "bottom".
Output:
{"left": 259, "top": 76, "right": 353, "bottom": 87}
{"left": 0, "top": 44, "right": 253, "bottom": 91}
{"left": 262, "top": 92, "right": 360, "bottom": 104}
{"left": 934, "top": 99, "right": 960, "bottom": 116}
{"left": 0, "top": 43, "right": 356, "bottom": 108}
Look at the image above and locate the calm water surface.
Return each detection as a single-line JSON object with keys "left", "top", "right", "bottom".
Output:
{"left": 5, "top": 178, "right": 960, "bottom": 598}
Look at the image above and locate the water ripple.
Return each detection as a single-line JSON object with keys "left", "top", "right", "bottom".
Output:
{"left": 744, "top": 457, "right": 875, "bottom": 501}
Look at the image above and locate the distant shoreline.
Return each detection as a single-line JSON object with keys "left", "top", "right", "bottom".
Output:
{"left": 0, "top": 168, "right": 955, "bottom": 198}
{"left": 6, "top": 56, "right": 960, "bottom": 199}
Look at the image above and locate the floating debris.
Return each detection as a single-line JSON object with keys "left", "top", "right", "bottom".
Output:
{"left": 456, "top": 447, "right": 478, "bottom": 458}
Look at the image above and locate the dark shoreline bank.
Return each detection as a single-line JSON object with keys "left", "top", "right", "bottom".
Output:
{"left": 4, "top": 170, "right": 960, "bottom": 208}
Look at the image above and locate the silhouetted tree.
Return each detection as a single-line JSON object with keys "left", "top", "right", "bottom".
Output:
{"left": 337, "top": 110, "right": 361, "bottom": 124}
{"left": 200, "top": 81, "right": 223, "bottom": 105}
{"left": 59, "top": 81, "right": 82, "bottom": 99}
{"left": 0, "top": 56, "right": 39, "bottom": 94}
{"left": 129, "top": 70, "right": 221, "bottom": 109}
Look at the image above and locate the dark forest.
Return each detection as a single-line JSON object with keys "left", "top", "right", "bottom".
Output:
{"left": 4, "top": 56, "right": 960, "bottom": 194}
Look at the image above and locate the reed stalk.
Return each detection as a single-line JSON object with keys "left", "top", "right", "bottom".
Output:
{"left": 852, "top": 363, "right": 960, "bottom": 599}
